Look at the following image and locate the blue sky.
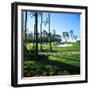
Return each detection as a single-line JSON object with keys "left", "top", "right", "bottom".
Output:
{"left": 23, "top": 11, "right": 80, "bottom": 37}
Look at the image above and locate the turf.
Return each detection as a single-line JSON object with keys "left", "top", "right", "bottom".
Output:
{"left": 23, "top": 42, "right": 80, "bottom": 77}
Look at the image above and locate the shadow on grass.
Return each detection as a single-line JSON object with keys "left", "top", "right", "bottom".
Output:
{"left": 24, "top": 54, "right": 80, "bottom": 75}
{"left": 56, "top": 55, "right": 80, "bottom": 62}
{"left": 38, "top": 55, "right": 80, "bottom": 74}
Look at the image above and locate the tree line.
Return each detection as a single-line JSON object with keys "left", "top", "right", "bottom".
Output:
{"left": 23, "top": 11, "right": 79, "bottom": 54}
{"left": 23, "top": 11, "right": 61, "bottom": 52}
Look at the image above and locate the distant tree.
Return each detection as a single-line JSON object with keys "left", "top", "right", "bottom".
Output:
{"left": 41, "top": 30, "right": 48, "bottom": 43}
{"left": 52, "top": 29, "right": 56, "bottom": 35}
{"left": 62, "top": 32, "right": 69, "bottom": 43}
{"left": 51, "top": 29, "right": 56, "bottom": 42}
{"left": 62, "top": 32, "right": 65, "bottom": 39}
{"left": 74, "top": 35, "right": 78, "bottom": 40}
{"left": 27, "top": 31, "right": 33, "bottom": 42}
{"left": 42, "top": 30, "right": 48, "bottom": 36}
{"left": 69, "top": 30, "right": 74, "bottom": 40}
{"left": 44, "top": 17, "right": 49, "bottom": 26}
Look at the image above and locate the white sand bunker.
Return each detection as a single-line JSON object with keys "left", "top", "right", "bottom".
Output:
{"left": 57, "top": 43, "right": 73, "bottom": 47}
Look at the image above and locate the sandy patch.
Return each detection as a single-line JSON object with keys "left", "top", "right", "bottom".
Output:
{"left": 57, "top": 44, "right": 73, "bottom": 47}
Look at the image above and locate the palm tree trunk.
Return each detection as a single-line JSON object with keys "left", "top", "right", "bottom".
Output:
{"left": 40, "top": 13, "right": 43, "bottom": 51}
{"left": 25, "top": 11, "right": 27, "bottom": 43}
{"left": 33, "top": 24, "right": 35, "bottom": 50}
{"left": 35, "top": 12, "right": 38, "bottom": 55}
{"left": 24, "top": 11, "right": 27, "bottom": 52}
{"left": 48, "top": 13, "right": 52, "bottom": 51}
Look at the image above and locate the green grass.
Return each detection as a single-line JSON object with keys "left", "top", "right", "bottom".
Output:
{"left": 49, "top": 55, "right": 80, "bottom": 67}
{"left": 24, "top": 42, "right": 80, "bottom": 77}
{"left": 26, "top": 42, "right": 80, "bottom": 52}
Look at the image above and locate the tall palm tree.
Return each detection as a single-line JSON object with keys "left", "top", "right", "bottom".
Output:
{"left": 43, "top": 13, "right": 52, "bottom": 51}
{"left": 30, "top": 12, "right": 43, "bottom": 51}
{"left": 35, "top": 12, "right": 38, "bottom": 55}
{"left": 29, "top": 12, "right": 36, "bottom": 50}
{"left": 23, "top": 11, "right": 28, "bottom": 52}
{"left": 25, "top": 11, "right": 27, "bottom": 43}
{"left": 40, "top": 13, "right": 43, "bottom": 51}
{"left": 48, "top": 13, "right": 52, "bottom": 51}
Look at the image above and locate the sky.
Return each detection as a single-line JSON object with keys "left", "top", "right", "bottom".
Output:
{"left": 22, "top": 11, "right": 80, "bottom": 38}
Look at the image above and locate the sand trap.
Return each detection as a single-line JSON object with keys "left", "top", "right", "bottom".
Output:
{"left": 57, "top": 44, "right": 73, "bottom": 47}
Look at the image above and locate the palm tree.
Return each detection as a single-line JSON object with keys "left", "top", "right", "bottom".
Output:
{"left": 69, "top": 30, "right": 74, "bottom": 40}
{"left": 48, "top": 13, "right": 52, "bottom": 51}
{"left": 29, "top": 12, "right": 36, "bottom": 50}
{"left": 23, "top": 11, "right": 28, "bottom": 52}
{"left": 30, "top": 12, "right": 43, "bottom": 51}
{"left": 62, "top": 32, "right": 66, "bottom": 42}
{"left": 43, "top": 30, "right": 48, "bottom": 36}
{"left": 43, "top": 13, "right": 52, "bottom": 51}
{"left": 25, "top": 11, "right": 27, "bottom": 43}
{"left": 52, "top": 29, "right": 56, "bottom": 35}
{"left": 66, "top": 32, "right": 69, "bottom": 42}
{"left": 40, "top": 13, "right": 43, "bottom": 51}
{"left": 28, "top": 31, "right": 33, "bottom": 42}
{"left": 74, "top": 35, "right": 78, "bottom": 41}
{"left": 52, "top": 29, "right": 56, "bottom": 42}
{"left": 62, "top": 32, "right": 69, "bottom": 43}
{"left": 35, "top": 12, "right": 38, "bottom": 55}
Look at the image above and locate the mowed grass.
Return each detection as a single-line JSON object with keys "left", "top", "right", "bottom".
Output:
{"left": 26, "top": 42, "right": 80, "bottom": 52}
{"left": 24, "top": 42, "right": 80, "bottom": 77}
